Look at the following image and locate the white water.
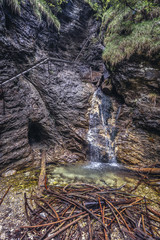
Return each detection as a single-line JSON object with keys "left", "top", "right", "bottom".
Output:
{"left": 87, "top": 88, "right": 117, "bottom": 166}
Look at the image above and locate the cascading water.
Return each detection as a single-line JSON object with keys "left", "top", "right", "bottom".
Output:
{"left": 87, "top": 88, "right": 117, "bottom": 166}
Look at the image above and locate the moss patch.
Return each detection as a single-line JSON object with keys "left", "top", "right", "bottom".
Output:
{"left": 101, "top": 4, "right": 160, "bottom": 66}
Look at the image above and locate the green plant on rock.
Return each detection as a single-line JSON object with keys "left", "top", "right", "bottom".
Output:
{"left": 85, "top": 0, "right": 160, "bottom": 66}
{"left": 148, "top": 93, "right": 158, "bottom": 106}
{"left": 0, "top": 0, "right": 67, "bottom": 30}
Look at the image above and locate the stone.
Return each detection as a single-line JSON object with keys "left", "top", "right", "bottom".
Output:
{"left": 112, "top": 59, "right": 160, "bottom": 166}
{"left": 2, "top": 170, "right": 16, "bottom": 177}
{"left": 0, "top": 0, "right": 103, "bottom": 170}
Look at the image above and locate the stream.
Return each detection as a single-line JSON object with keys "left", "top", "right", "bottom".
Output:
{"left": 0, "top": 0, "right": 160, "bottom": 239}
{"left": 0, "top": 163, "right": 160, "bottom": 239}
{"left": 0, "top": 88, "right": 160, "bottom": 239}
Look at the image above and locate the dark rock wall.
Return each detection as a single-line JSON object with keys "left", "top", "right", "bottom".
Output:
{"left": 1, "top": 0, "right": 160, "bottom": 169}
{"left": 0, "top": 0, "right": 104, "bottom": 170}
{"left": 111, "top": 59, "right": 160, "bottom": 166}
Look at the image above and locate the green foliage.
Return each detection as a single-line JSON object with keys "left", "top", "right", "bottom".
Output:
{"left": 29, "top": 0, "right": 60, "bottom": 29}
{"left": 0, "top": 0, "right": 67, "bottom": 29}
{"left": 85, "top": 0, "right": 157, "bottom": 17}
{"left": 86, "top": 0, "right": 160, "bottom": 66}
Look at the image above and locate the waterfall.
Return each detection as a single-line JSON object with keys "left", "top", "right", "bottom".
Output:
{"left": 87, "top": 88, "right": 117, "bottom": 165}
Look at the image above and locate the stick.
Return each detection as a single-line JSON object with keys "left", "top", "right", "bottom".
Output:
{"left": 47, "top": 189, "right": 108, "bottom": 232}
{"left": 147, "top": 206, "right": 160, "bottom": 218}
{"left": 97, "top": 194, "right": 130, "bottom": 232}
{"left": 142, "top": 214, "right": 146, "bottom": 234}
{"left": 40, "top": 205, "right": 76, "bottom": 240}
{"left": 74, "top": 38, "right": 90, "bottom": 62}
{"left": 2, "top": 58, "right": 49, "bottom": 86}
{"left": 44, "top": 214, "right": 88, "bottom": 240}
{"left": 38, "top": 150, "right": 46, "bottom": 191}
{"left": 126, "top": 167, "right": 160, "bottom": 175}
{"left": 1, "top": 57, "right": 78, "bottom": 86}
{"left": 20, "top": 211, "right": 86, "bottom": 229}
{"left": 63, "top": 183, "right": 101, "bottom": 193}
{"left": 20, "top": 230, "right": 28, "bottom": 240}
{"left": 106, "top": 201, "right": 126, "bottom": 239}
{"left": 134, "top": 227, "right": 155, "bottom": 240}
{"left": 144, "top": 197, "right": 155, "bottom": 238}
{"left": 88, "top": 215, "right": 92, "bottom": 240}
{"left": 39, "top": 198, "right": 60, "bottom": 220}
{"left": 103, "top": 205, "right": 108, "bottom": 240}
{"left": 0, "top": 185, "right": 11, "bottom": 206}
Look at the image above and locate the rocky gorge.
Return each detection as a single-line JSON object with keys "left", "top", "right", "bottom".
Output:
{"left": 0, "top": 1, "right": 160, "bottom": 239}
{"left": 0, "top": 0, "right": 160, "bottom": 172}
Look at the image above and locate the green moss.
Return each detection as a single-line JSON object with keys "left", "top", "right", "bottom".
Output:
{"left": 0, "top": 0, "right": 67, "bottom": 30}
{"left": 0, "top": 167, "right": 40, "bottom": 191}
{"left": 86, "top": 0, "right": 160, "bottom": 66}
{"left": 102, "top": 5, "right": 160, "bottom": 66}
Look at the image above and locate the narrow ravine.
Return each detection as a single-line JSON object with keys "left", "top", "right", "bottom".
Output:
{"left": 0, "top": 0, "right": 160, "bottom": 239}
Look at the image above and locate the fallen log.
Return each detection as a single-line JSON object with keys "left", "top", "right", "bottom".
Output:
{"left": 84, "top": 198, "right": 138, "bottom": 209}
{"left": 126, "top": 167, "right": 160, "bottom": 175}
{"left": 38, "top": 150, "right": 46, "bottom": 192}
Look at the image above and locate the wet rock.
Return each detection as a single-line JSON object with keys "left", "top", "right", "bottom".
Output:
{"left": 2, "top": 169, "right": 16, "bottom": 177}
{"left": 101, "top": 80, "right": 113, "bottom": 95}
{"left": 112, "top": 60, "right": 160, "bottom": 166}
{"left": 0, "top": 0, "right": 103, "bottom": 169}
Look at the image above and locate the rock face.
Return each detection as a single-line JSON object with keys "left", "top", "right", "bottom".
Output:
{"left": 111, "top": 58, "right": 160, "bottom": 166}
{"left": 0, "top": 0, "right": 104, "bottom": 170}
{"left": 0, "top": 0, "right": 160, "bottom": 170}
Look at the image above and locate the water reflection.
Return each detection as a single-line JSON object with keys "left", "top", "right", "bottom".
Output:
{"left": 47, "top": 163, "right": 135, "bottom": 188}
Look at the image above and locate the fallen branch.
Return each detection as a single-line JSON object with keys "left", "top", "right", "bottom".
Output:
{"left": 126, "top": 167, "right": 160, "bottom": 175}
{"left": 38, "top": 150, "right": 46, "bottom": 192}
{"left": 47, "top": 189, "right": 108, "bottom": 233}
{"left": 0, "top": 185, "right": 11, "bottom": 206}
{"left": 20, "top": 211, "right": 86, "bottom": 229}
{"left": 19, "top": 183, "right": 160, "bottom": 239}
{"left": 147, "top": 206, "right": 160, "bottom": 218}
{"left": 45, "top": 213, "right": 88, "bottom": 240}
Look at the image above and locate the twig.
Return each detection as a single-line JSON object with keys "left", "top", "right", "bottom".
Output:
{"left": 0, "top": 185, "right": 11, "bottom": 206}
{"left": 74, "top": 38, "right": 90, "bottom": 62}
{"left": 20, "top": 230, "right": 28, "bottom": 240}
{"left": 144, "top": 197, "right": 155, "bottom": 238}
{"left": 106, "top": 201, "right": 126, "bottom": 239}
{"left": 38, "top": 198, "right": 60, "bottom": 220}
{"left": 63, "top": 183, "right": 101, "bottom": 193}
{"left": 88, "top": 215, "right": 92, "bottom": 240}
{"left": 97, "top": 194, "right": 130, "bottom": 232}
{"left": 47, "top": 189, "right": 108, "bottom": 232}
{"left": 142, "top": 214, "right": 146, "bottom": 234}
{"left": 24, "top": 193, "right": 32, "bottom": 225}
{"left": 38, "top": 150, "right": 46, "bottom": 191}
{"left": 20, "top": 211, "right": 86, "bottom": 229}
{"left": 44, "top": 213, "right": 88, "bottom": 240}
{"left": 147, "top": 206, "right": 160, "bottom": 218}
{"left": 1, "top": 57, "right": 79, "bottom": 86}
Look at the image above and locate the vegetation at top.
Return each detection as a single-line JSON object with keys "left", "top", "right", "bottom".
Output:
{"left": 0, "top": 0, "right": 67, "bottom": 30}
{"left": 85, "top": 0, "right": 160, "bottom": 67}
